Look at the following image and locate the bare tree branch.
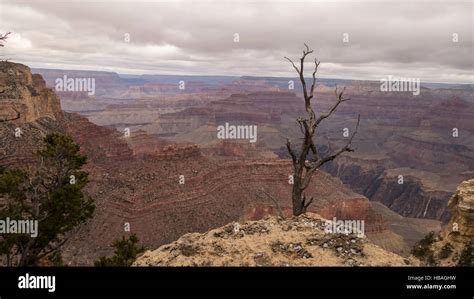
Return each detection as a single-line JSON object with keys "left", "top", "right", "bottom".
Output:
{"left": 301, "top": 115, "right": 360, "bottom": 190}
{"left": 314, "top": 86, "right": 350, "bottom": 128}
{"left": 308, "top": 58, "right": 320, "bottom": 101}
{"left": 256, "top": 189, "right": 284, "bottom": 219}
{"left": 284, "top": 44, "right": 361, "bottom": 216}
{"left": 284, "top": 57, "right": 300, "bottom": 74}
{"left": 286, "top": 139, "right": 297, "bottom": 164}
{"left": 0, "top": 32, "right": 11, "bottom": 47}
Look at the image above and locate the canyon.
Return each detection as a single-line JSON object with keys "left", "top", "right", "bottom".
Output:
{"left": 35, "top": 68, "right": 474, "bottom": 224}
{"left": 1, "top": 61, "right": 471, "bottom": 265}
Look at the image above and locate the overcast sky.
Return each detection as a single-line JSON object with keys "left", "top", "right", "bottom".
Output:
{"left": 1, "top": 0, "right": 472, "bottom": 83}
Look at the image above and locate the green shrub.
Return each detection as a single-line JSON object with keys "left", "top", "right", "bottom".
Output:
{"left": 94, "top": 234, "right": 145, "bottom": 267}
{"left": 411, "top": 231, "right": 436, "bottom": 265}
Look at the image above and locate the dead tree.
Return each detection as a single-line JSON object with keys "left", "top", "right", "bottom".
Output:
{"left": 285, "top": 44, "right": 360, "bottom": 216}
{"left": 0, "top": 32, "right": 11, "bottom": 47}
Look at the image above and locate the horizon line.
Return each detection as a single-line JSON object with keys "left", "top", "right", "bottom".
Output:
{"left": 26, "top": 64, "right": 474, "bottom": 86}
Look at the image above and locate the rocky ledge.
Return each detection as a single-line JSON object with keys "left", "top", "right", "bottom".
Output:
{"left": 133, "top": 213, "right": 414, "bottom": 267}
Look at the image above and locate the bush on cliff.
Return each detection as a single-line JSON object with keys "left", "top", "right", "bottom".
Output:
{"left": 457, "top": 242, "right": 473, "bottom": 266}
{"left": 411, "top": 231, "right": 436, "bottom": 265}
{"left": 94, "top": 234, "right": 145, "bottom": 267}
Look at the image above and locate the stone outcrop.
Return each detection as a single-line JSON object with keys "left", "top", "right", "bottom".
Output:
{"left": 445, "top": 179, "right": 474, "bottom": 244}
{"left": 0, "top": 62, "right": 64, "bottom": 169}
{"left": 0, "top": 62, "right": 61, "bottom": 122}
{"left": 133, "top": 213, "right": 413, "bottom": 266}
{"left": 425, "top": 179, "right": 474, "bottom": 266}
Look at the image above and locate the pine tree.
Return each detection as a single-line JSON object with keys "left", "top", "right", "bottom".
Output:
{"left": 0, "top": 133, "right": 95, "bottom": 266}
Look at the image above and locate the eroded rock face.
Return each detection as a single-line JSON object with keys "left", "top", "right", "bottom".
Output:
{"left": 0, "top": 62, "right": 61, "bottom": 123}
{"left": 426, "top": 179, "right": 474, "bottom": 266}
{"left": 447, "top": 179, "right": 474, "bottom": 243}
{"left": 323, "top": 156, "right": 455, "bottom": 222}
{"left": 0, "top": 62, "right": 65, "bottom": 169}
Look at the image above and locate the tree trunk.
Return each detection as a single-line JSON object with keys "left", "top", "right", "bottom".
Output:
{"left": 291, "top": 179, "right": 305, "bottom": 216}
{"left": 292, "top": 193, "right": 305, "bottom": 216}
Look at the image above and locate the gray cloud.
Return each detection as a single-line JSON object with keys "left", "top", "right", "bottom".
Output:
{"left": 1, "top": 0, "right": 472, "bottom": 83}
